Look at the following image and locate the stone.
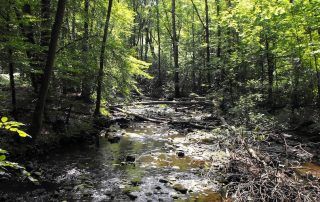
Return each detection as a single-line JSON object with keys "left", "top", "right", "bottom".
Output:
{"left": 159, "top": 178, "right": 168, "bottom": 183}
{"left": 126, "top": 155, "right": 136, "bottom": 163}
{"left": 107, "top": 133, "right": 121, "bottom": 143}
{"left": 176, "top": 150, "right": 185, "bottom": 158}
{"left": 173, "top": 184, "right": 188, "bottom": 194}
{"left": 155, "top": 186, "right": 162, "bottom": 190}
{"left": 171, "top": 194, "right": 179, "bottom": 199}
{"left": 127, "top": 192, "right": 138, "bottom": 200}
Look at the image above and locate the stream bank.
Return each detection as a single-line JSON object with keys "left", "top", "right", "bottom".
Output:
{"left": 1, "top": 102, "right": 320, "bottom": 201}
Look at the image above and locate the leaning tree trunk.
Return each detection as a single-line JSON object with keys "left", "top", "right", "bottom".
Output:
{"left": 172, "top": 0, "right": 180, "bottom": 98}
{"left": 30, "top": 0, "right": 66, "bottom": 138}
{"left": 94, "top": 0, "right": 113, "bottom": 116}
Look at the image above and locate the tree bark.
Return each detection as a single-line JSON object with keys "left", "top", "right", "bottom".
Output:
{"left": 34, "top": 0, "right": 51, "bottom": 92}
{"left": 309, "top": 32, "right": 320, "bottom": 106}
{"left": 144, "top": 26, "right": 149, "bottom": 61}
{"left": 156, "top": 0, "right": 162, "bottom": 85}
{"left": 94, "top": 0, "right": 113, "bottom": 116}
{"left": 148, "top": 31, "right": 156, "bottom": 59}
{"left": 6, "top": 8, "right": 17, "bottom": 117}
{"left": 172, "top": 0, "right": 180, "bottom": 98}
{"left": 216, "top": 0, "right": 221, "bottom": 58}
{"left": 8, "top": 48, "right": 16, "bottom": 117}
{"left": 30, "top": 0, "right": 66, "bottom": 138}
{"left": 81, "top": 0, "right": 91, "bottom": 102}
{"left": 205, "top": 0, "right": 211, "bottom": 84}
{"left": 41, "top": 0, "right": 51, "bottom": 47}
{"left": 265, "top": 37, "right": 274, "bottom": 107}
{"left": 15, "top": 4, "right": 39, "bottom": 93}
{"left": 192, "top": 6, "right": 196, "bottom": 91}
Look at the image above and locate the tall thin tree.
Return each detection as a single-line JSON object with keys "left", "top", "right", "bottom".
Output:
{"left": 94, "top": 0, "right": 114, "bottom": 116}
{"left": 172, "top": 0, "right": 180, "bottom": 97}
{"left": 156, "top": 0, "right": 162, "bottom": 85}
{"left": 30, "top": 0, "right": 67, "bottom": 138}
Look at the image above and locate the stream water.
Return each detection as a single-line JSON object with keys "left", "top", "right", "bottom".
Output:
{"left": 1, "top": 121, "right": 225, "bottom": 202}
{"left": 1, "top": 103, "right": 320, "bottom": 202}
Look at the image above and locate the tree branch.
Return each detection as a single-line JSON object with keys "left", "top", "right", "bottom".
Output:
{"left": 56, "top": 34, "right": 99, "bottom": 54}
{"left": 190, "top": 0, "right": 206, "bottom": 29}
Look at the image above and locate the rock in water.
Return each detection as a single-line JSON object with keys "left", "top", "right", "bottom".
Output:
{"left": 127, "top": 192, "right": 138, "bottom": 200}
{"left": 107, "top": 132, "right": 121, "bottom": 143}
{"left": 173, "top": 184, "right": 188, "bottom": 194}
{"left": 176, "top": 150, "right": 185, "bottom": 158}
{"left": 126, "top": 155, "right": 136, "bottom": 163}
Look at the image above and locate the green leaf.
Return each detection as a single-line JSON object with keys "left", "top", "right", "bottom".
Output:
{"left": 28, "top": 176, "right": 39, "bottom": 185}
{"left": 0, "top": 155, "right": 6, "bottom": 161}
{"left": 1, "top": 117, "right": 8, "bottom": 123}
{"left": 0, "top": 149, "right": 7, "bottom": 154}
{"left": 9, "top": 128, "right": 18, "bottom": 132}
{"left": 17, "top": 130, "right": 30, "bottom": 138}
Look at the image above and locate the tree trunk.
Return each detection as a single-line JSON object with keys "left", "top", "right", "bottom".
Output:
{"left": 156, "top": 0, "right": 161, "bottom": 85}
{"left": 144, "top": 26, "right": 149, "bottom": 61}
{"left": 172, "top": 0, "right": 180, "bottom": 98}
{"left": 6, "top": 9, "right": 17, "bottom": 117}
{"left": 34, "top": 0, "right": 51, "bottom": 92}
{"left": 16, "top": 4, "right": 39, "bottom": 93}
{"left": 30, "top": 0, "right": 66, "bottom": 138}
{"left": 148, "top": 31, "right": 156, "bottom": 59}
{"left": 41, "top": 0, "right": 51, "bottom": 48}
{"left": 8, "top": 48, "right": 16, "bottom": 117}
{"left": 81, "top": 0, "right": 91, "bottom": 102}
{"left": 192, "top": 6, "right": 196, "bottom": 91}
{"left": 216, "top": 0, "right": 221, "bottom": 58}
{"left": 205, "top": 0, "right": 211, "bottom": 84}
{"left": 94, "top": 0, "right": 113, "bottom": 116}
{"left": 265, "top": 37, "right": 274, "bottom": 107}
{"left": 309, "top": 32, "right": 320, "bottom": 106}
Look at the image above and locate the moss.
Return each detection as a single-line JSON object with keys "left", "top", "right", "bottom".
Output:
{"left": 122, "top": 185, "right": 140, "bottom": 194}
{"left": 130, "top": 177, "right": 142, "bottom": 186}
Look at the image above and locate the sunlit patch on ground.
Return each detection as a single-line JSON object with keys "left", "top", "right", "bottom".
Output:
{"left": 295, "top": 162, "right": 320, "bottom": 178}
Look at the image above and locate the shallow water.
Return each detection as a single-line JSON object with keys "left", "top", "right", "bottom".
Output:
{"left": 295, "top": 162, "right": 320, "bottom": 178}
{"left": 1, "top": 121, "right": 224, "bottom": 201}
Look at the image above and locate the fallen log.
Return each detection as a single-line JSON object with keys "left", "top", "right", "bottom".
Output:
{"left": 110, "top": 107, "right": 166, "bottom": 123}
{"left": 111, "top": 100, "right": 214, "bottom": 108}
{"left": 110, "top": 107, "right": 216, "bottom": 129}
{"left": 169, "top": 120, "right": 216, "bottom": 129}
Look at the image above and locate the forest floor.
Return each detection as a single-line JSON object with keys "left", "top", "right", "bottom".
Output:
{"left": 0, "top": 94, "right": 320, "bottom": 201}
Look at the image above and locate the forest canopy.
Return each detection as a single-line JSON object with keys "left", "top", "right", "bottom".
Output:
{"left": 0, "top": 0, "right": 319, "bottom": 136}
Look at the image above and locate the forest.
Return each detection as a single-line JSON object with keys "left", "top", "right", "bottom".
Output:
{"left": 0, "top": 0, "right": 319, "bottom": 201}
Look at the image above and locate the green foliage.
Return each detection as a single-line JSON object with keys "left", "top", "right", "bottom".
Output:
{"left": 0, "top": 117, "right": 37, "bottom": 183}
{"left": 0, "top": 117, "right": 31, "bottom": 138}
{"left": 230, "top": 93, "right": 275, "bottom": 129}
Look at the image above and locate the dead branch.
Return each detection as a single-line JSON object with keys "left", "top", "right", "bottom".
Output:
{"left": 111, "top": 100, "right": 213, "bottom": 108}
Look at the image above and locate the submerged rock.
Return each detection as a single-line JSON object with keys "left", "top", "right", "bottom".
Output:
{"left": 126, "top": 191, "right": 139, "bottom": 200}
{"left": 126, "top": 155, "right": 136, "bottom": 163}
{"left": 107, "top": 133, "right": 121, "bottom": 143}
{"left": 176, "top": 150, "right": 185, "bottom": 158}
{"left": 173, "top": 184, "right": 188, "bottom": 194}
{"left": 159, "top": 178, "right": 169, "bottom": 184}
